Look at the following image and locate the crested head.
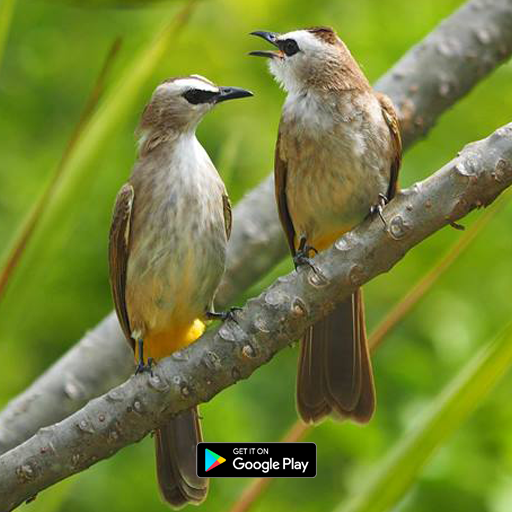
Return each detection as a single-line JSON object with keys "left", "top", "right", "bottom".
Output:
{"left": 137, "top": 75, "right": 252, "bottom": 154}
{"left": 250, "top": 27, "right": 370, "bottom": 95}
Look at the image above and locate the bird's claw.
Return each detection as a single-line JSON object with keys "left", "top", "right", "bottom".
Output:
{"left": 449, "top": 220, "right": 465, "bottom": 231}
{"left": 293, "top": 245, "right": 319, "bottom": 274}
{"left": 370, "top": 193, "right": 389, "bottom": 228}
{"left": 135, "top": 339, "right": 153, "bottom": 376}
{"left": 206, "top": 307, "right": 242, "bottom": 324}
{"left": 135, "top": 357, "right": 154, "bottom": 376}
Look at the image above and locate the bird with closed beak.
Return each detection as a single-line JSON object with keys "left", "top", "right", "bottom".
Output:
{"left": 250, "top": 27, "right": 401, "bottom": 424}
{"left": 108, "top": 75, "right": 252, "bottom": 507}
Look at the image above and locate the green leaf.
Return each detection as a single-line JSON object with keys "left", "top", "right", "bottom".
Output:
{"left": 339, "top": 323, "right": 512, "bottom": 512}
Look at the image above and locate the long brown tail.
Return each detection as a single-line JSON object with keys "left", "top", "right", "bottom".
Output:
{"left": 297, "top": 288, "right": 375, "bottom": 424}
{"left": 154, "top": 407, "right": 208, "bottom": 508}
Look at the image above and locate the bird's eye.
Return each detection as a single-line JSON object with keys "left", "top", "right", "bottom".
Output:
{"left": 183, "top": 89, "right": 217, "bottom": 105}
{"left": 281, "top": 39, "right": 300, "bottom": 57}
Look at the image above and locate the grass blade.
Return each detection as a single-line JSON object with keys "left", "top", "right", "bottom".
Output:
{"left": 0, "top": 37, "right": 122, "bottom": 300}
{"left": 0, "top": 1, "right": 195, "bottom": 308}
{"left": 369, "top": 189, "right": 511, "bottom": 350}
{"left": 339, "top": 323, "right": 512, "bottom": 512}
{"left": 0, "top": 0, "right": 16, "bottom": 73}
{"left": 228, "top": 422, "right": 309, "bottom": 512}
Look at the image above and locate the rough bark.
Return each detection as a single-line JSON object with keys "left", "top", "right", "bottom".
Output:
{"left": 0, "top": 316, "right": 133, "bottom": 456}
{"left": 1, "top": 123, "right": 511, "bottom": 512}
{"left": 1, "top": 0, "right": 512, "bottom": 457}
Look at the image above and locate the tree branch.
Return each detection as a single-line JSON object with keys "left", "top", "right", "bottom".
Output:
{"left": 0, "top": 316, "right": 133, "bottom": 457}
{"left": 226, "top": 189, "right": 512, "bottom": 512}
{"left": 1, "top": 123, "right": 511, "bottom": 511}
{"left": 1, "top": 0, "right": 511, "bottom": 457}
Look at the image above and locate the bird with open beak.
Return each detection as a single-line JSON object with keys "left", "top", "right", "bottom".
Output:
{"left": 250, "top": 28, "right": 402, "bottom": 424}
{"left": 108, "top": 75, "right": 252, "bottom": 507}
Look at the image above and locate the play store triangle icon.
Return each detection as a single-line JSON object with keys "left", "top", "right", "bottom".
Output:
{"left": 205, "top": 448, "right": 227, "bottom": 472}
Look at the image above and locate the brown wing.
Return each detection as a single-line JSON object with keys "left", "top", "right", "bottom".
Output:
{"left": 376, "top": 92, "right": 402, "bottom": 200}
{"left": 222, "top": 194, "right": 232, "bottom": 241}
{"left": 108, "top": 183, "right": 135, "bottom": 349}
{"left": 275, "top": 128, "right": 296, "bottom": 257}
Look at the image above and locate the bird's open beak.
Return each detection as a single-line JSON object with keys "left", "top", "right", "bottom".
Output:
{"left": 216, "top": 86, "right": 254, "bottom": 103}
{"left": 249, "top": 30, "right": 282, "bottom": 59}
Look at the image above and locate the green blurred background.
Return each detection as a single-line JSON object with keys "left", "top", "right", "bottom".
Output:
{"left": 1, "top": 0, "right": 512, "bottom": 511}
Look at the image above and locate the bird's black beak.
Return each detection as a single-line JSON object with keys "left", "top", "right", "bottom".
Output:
{"left": 216, "top": 86, "right": 254, "bottom": 103}
{"left": 249, "top": 30, "right": 282, "bottom": 59}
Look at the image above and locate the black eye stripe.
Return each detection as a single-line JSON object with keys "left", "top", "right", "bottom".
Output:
{"left": 278, "top": 39, "right": 300, "bottom": 57}
{"left": 183, "top": 89, "right": 218, "bottom": 105}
